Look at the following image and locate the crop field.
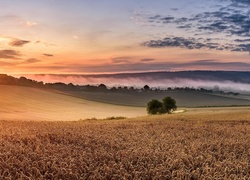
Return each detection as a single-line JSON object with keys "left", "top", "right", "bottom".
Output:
{"left": 0, "top": 85, "right": 145, "bottom": 121}
{"left": 1, "top": 108, "right": 250, "bottom": 179}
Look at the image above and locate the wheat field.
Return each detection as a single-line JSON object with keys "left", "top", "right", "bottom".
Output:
{"left": 1, "top": 108, "right": 250, "bottom": 179}
{"left": 0, "top": 85, "right": 146, "bottom": 121}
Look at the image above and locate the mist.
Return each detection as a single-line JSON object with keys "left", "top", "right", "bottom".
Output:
{"left": 18, "top": 73, "right": 250, "bottom": 93}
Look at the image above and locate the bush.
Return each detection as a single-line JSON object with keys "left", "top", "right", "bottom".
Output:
{"left": 147, "top": 97, "right": 177, "bottom": 115}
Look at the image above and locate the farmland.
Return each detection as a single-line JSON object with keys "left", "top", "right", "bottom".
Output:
{"left": 0, "top": 85, "right": 250, "bottom": 179}
{"left": 63, "top": 89, "right": 250, "bottom": 107}
{"left": 0, "top": 85, "right": 145, "bottom": 121}
{"left": 1, "top": 108, "right": 250, "bottom": 179}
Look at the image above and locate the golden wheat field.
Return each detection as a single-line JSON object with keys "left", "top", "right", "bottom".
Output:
{"left": 1, "top": 108, "right": 250, "bottom": 179}
{"left": 0, "top": 85, "right": 146, "bottom": 121}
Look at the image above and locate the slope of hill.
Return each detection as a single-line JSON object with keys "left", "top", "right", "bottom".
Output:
{"left": 63, "top": 90, "right": 250, "bottom": 107}
{"left": 0, "top": 85, "right": 145, "bottom": 121}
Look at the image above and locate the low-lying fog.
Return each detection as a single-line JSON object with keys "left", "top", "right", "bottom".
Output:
{"left": 20, "top": 74, "right": 250, "bottom": 94}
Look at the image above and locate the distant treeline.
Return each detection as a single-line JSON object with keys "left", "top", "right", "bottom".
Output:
{"left": 0, "top": 74, "right": 239, "bottom": 96}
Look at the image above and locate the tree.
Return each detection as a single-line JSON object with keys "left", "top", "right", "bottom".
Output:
{"left": 98, "top": 84, "right": 107, "bottom": 91}
{"left": 162, "top": 96, "right": 177, "bottom": 114}
{"left": 144, "top": 85, "right": 150, "bottom": 91}
{"left": 147, "top": 99, "right": 163, "bottom": 115}
{"left": 147, "top": 96, "right": 177, "bottom": 115}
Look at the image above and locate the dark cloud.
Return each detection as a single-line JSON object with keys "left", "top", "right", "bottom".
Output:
{"left": 231, "top": 0, "right": 250, "bottom": 5}
{"left": 149, "top": 8, "right": 250, "bottom": 37}
{"left": 9, "top": 38, "right": 30, "bottom": 47}
{"left": 143, "top": 36, "right": 249, "bottom": 52}
{"left": 234, "top": 39, "right": 250, "bottom": 42}
{"left": 43, "top": 54, "right": 54, "bottom": 57}
{"left": 0, "top": 50, "right": 21, "bottom": 59}
{"left": 144, "top": 1, "right": 250, "bottom": 53}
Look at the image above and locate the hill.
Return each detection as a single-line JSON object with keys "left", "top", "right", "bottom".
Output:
{"left": 63, "top": 90, "right": 250, "bottom": 107}
{"left": 0, "top": 85, "right": 145, "bottom": 121}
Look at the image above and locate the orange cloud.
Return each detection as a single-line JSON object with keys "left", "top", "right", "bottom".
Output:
{"left": 24, "top": 58, "right": 41, "bottom": 64}
{"left": 43, "top": 54, "right": 54, "bottom": 57}
{"left": 0, "top": 50, "right": 21, "bottom": 59}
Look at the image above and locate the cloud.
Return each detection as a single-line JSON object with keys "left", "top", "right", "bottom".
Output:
{"left": 1, "top": 15, "right": 37, "bottom": 28}
{"left": 143, "top": 36, "right": 250, "bottom": 52}
{"left": 43, "top": 54, "right": 54, "bottom": 57}
{"left": 9, "top": 38, "right": 30, "bottom": 47}
{"left": 111, "top": 56, "right": 131, "bottom": 64}
{"left": 23, "top": 21, "right": 37, "bottom": 27}
{"left": 23, "top": 71, "right": 250, "bottom": 93}
{"left": 0, "top": 50, "right": 21, "bottom": 59}
{"left": 35, "top": 41, "right": 57, "bottom": 47}
{"left": 25, "top": 58, "right": 250, "bottom": 74}
{"left": 111, "top": 57, "right": 155, "bottom": 64}
{"left": 143, "top": 1, "right": 250, "bottom": 53}
{"left": 231, "top": 0, "right": 250, "bottom": 5}
{"left": 24, "top": 58, "right": 41, "bottom": 64}
{"left": 141, "top": 58, "right": 155, "bottom": 62}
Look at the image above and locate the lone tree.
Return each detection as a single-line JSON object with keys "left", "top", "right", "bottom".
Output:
{"left": 147, "top": 96, "right": 177, "bottom": 115}
{"left": 162, "top": 96, "right": 177, "bottom": 114}
{"left": 147, "top": 99, "right": 163, "bottom": 115}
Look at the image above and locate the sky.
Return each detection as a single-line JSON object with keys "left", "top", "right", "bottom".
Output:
{"left": 0, "top": 0, "right": 250, "bottom": 75}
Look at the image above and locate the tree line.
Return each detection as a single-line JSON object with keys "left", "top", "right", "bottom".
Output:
{"left": 0, "top": 74, "right": 240, "bottom": 96}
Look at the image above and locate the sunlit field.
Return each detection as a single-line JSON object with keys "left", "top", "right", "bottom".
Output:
{"left": 0, "top": 85, "right": 145, "bottom": 121}
{"left": 1, "top": 108, "right": 250, "bottom": 179}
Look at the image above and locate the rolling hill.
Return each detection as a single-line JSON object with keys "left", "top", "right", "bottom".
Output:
{"left": 0, "top": 85, "right": 145, "bottom": 121}
{"left": 63, "top": 90, "right": 250, "bottom": 107}
{"left": 1, "top": 84, "right": 250, "bottom": 121}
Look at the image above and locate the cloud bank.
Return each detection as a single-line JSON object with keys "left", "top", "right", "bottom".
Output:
{"left": 22, "top": 72, "right": 250, "bottom": 93}
{"left": 142, "top": 0, "right": 250, "bottom": 53}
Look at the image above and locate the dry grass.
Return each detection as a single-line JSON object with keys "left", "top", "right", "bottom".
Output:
{"left": 1, "top": 110, "right": 250, "bottom": 179}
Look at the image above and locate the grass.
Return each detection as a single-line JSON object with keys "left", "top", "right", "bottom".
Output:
{"left": 64, "top": 90, "right": 250, "bottom": 107}
{"left": 1, "top": 108, "right": 250, "bottom": 179}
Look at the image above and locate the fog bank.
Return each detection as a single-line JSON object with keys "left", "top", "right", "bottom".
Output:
{"left": 18, "top": 73, "right": 250, "bottom": 93}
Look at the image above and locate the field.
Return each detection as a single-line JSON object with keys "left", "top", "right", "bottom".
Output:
{"left": 1, "top": 85, "right": 250, "bottom": 179}
{"left": 64, "top": 90, "right": 250, "bottom": 107}
{"left": 1, "top": 108, "right": 250, "bottom": 179}
{"left": 0, "top": 85, "right": 145, "bottom": 121}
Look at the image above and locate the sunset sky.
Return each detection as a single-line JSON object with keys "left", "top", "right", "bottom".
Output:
{"left": 0, "top": 0, "right": 250, "bottom": 74}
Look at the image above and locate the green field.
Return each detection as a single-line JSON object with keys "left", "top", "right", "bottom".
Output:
{"left": 64, "top": 90, "right": 250, "bottom": 107}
